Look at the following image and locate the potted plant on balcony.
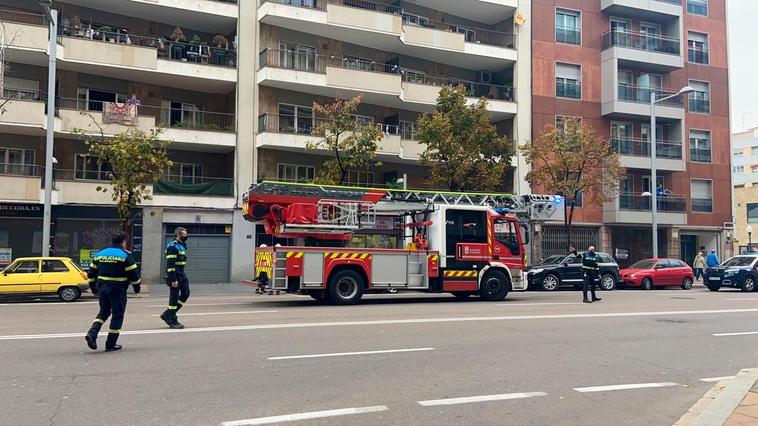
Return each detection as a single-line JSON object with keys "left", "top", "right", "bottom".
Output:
{"left": 170, "top": 27, "right": 186, "bottom": 42}
{"left": 99, "top": 25, "right": 114, "bottom": 42}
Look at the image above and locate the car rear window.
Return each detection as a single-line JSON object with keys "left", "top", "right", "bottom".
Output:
{"left": 42, "top": 260, "right": 70, "bottom": 273}
{"left": 598, "top": 254, "right": 615, "bottom": 264}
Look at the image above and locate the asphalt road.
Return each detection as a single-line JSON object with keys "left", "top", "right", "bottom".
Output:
{"left": 1, "top": 284, "right": 758, "bottom": 426}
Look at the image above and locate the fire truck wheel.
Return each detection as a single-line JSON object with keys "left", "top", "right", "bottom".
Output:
{"left": 479, "top": 270, "right": 510, "bottom": 301}
{"left": 451, "top": 291, "right": 474, "bottom": 298}
{"left": 328, "top": 269, "right": 365, "bottom": 305}
{"left": 308, "top": 291, "right": 326, "bottom": 302}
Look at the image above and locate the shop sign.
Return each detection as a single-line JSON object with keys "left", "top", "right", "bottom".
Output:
{"left": 0, "top": 248, "right": 11, "bottom": 265}
{"left": 79, "top": 249, "right": 98, "bottom": 268}
{"left": 0, "top": 203, "right": 43, "bottom": 218}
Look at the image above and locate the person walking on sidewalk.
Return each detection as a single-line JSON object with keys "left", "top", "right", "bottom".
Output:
{"left": 706, "top": 250, "right": 720, "bottom": 268}
{"left": 693, "top": 251, "right": 706, "bottom": 281}
{"left": 570, "top": 245, "right": 601, "bottom": 304}
{"left": 160, "top": 227, "right": 190, "bottom": 329}
{"left": 85, "top": 232, "right": 141, "bottom": 352}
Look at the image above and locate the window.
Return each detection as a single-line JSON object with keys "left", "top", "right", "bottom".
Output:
{"left": 7, "top": 260, "right": 39, "bottom": 274}
{"left": 402, "top": 12, "right": 430, "bottom": 28}
{"left": 751, "top": 147, "right": 758, "bottom": 157}
{"left": 687, "top": 0, "right": 708, "bottom": 16}
{"left": 166, "top": 162, "right": 203, "bottom": 184}
{"left": 343, "top": 55, "right": 376, "bottom": 72}
{"left": 748, "top": 203, "right": 758, "bottom": 223}
{"left": 167, "top": 101, "right": 203, "bottom": 128}
{"left": 560, "top": 191, "right": 583, "bottom": 208}
{"left": 598, "top": 254, "right": 615, "bottom": 264}
{"left": 75, "top": 154, "right": 112, "bottom": 181}
{"left": 279, "top": 42, "right": 316, "bottom": 71}
{"left": 752, "top": 165, "right": 758, "bottom": 175}
{"left": 77, "top": 88, "right": 127, "bottom": 111}
{"left": 556, "top": 116, "right": 581, "bottom": 131}
{"left": 556, "top": 9, "right": 581, "bottom": 45}
{"left": 734, "top": 165, "right": 745, "bottom": 174}
{"left": 278, "top": 104, "right": 313, "bottom": 134}
{"left": 494, "top": 218, "right": 520, "bottom": 255}
{"left": 399, "top": 120, "right": 416, "bottom": 140}
{"left": 277, "top": 163, "right": 315, "bottom": 183}
{"left": 688, "top": 80, "right": 710, "bottom": 114}
{"left": 688, "top": 32, "right": 709, "bottom": 64}
{"left": 640, "top": 22, "right": 662, "bottom": 51}
{"left": 735, "top": 149, "right": 745, "bottom": 158}
{"left": 346, "top": 170, "right": 375, "bottom": 186}
{"left": 691, "top": 179, "right": 713, "bottom": 213}
{"left": 556, "top": 63, "right": 581, "bottom": 99}
{"left": 0, "top": 147, "right": 35, "bottom": 176}
{"left": 42, "top": 260, "right": 70, "bottom": 273}
{"left": 610, "top": 122, "right": 634, "bottom": 155}
{"left": 689, "top": 130, "right": 711, "bottom": 163}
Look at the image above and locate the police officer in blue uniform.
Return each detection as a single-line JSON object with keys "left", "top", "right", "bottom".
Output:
{"left": 571, "top": 246, "right": 602, "bottom": 304}
{"left": 160, "top": 227, "right": 190, "bottom": 329}
{"left": 85, "top": 232, "right": 141, "bottom": 351}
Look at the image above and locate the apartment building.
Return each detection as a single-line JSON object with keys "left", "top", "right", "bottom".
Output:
{"left": 532, "top": 0, "right": 731, "bottom": 266}
{"left": 731, "top": 127, "right": 758, "bottom": 253}
{"left": 0, "top": 0, "right": 532, "bottom": 282}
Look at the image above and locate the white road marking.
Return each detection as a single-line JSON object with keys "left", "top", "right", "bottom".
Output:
{"left": 713, "top": 331, "right": 758, "bottom": 337}
{"left": 0, "top": 301, "right": 98, "bottom": 306}
{"left": 145, "top": 302, "right": 255, "bottom": 308}
{"left": 221, "top": 405, "right": 388, "bottom": 425}
{"left": 269, "top": 347, "right": 433, "bottom": 360}
{"left": 574, "top": 382, "right": 680, "bottom": 393}
{"left": 417, "top": 392, "right": 548, "bottom": 407}
{"left": 499, "top": 302, "right": 583, "bottom": 306}
{"left": 726, "top": 298, "right": 758, "bottom": 301}
{"left": 699, "top": 376, "right": 736, "bottom": 382}
{"left": 4, "top": 308, "right": 758, "bottom": 341}
{"left": 150, "top": 310, "right": 278, "bottom": 317}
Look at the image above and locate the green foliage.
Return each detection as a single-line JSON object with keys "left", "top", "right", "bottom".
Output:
{"left": 415, "top": 85, "right": 513, "bottom": 191}
{"left": 306, "top": 95, "right": 383, "bottom": 185}
{"left": 75, "top": 123, "right": 172, "bottom": 231}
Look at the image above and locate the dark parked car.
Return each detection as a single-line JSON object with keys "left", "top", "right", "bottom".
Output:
{"left": 527, "top": 252, "right": 619, "bottom": 291}
{"left": 704, "top": 255, "right": 758, "bottom": 292}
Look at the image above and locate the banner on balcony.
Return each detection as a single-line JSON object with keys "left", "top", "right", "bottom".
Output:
{"left": 103, "top": 103, "right": 138, "bottom": 126}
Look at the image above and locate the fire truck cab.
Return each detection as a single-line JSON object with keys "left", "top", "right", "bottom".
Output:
{"left": 244, "top": 182, "right": 530, "bottom": 305}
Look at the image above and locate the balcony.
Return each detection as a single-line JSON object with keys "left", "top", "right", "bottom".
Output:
{"left": 601, "top": 29, "right": 683, "bottom": 71}
{"left": 153, "top": 177, "right": 234, "bottom": 197}
{"left": 55, "top": 98, "right": 236, "bottom": 152}
{"left": 556, "top": 79, "right": 581, "bottom": 99}
{"left": 0, "top": 9, "right": 49, "bottom": 64}
{"left": 611, "top": 138, "right": 685, "bottom": 171}
{"left": 602, "top": 84, "right": 684, "bottom": 120}
{"left": 0, "top": 89, "right": 46, "bottom": 135}
{"left": 691, "top": 197, "right": 713, "bottom": 213}
{"left": 689, "top": 146, "right": 711, "bottom": 163}
{"left": 604, "top": 193, "right": 687, "bottom": 225}
{"left": 400, "top": 74, "right": 516, "bottom": 118}
{"left": 0, "top": 165, "right": 43, "bottom": 203}
{"left": 688, "top": 96, "right": 710, "bottom": 115}
{"left": 601, "top": 0, "right": 682, "bottom": 19}
{"left": 257, "top": 0, "right": 516, "bottom": 71}
{"left": 256, "top": 113, "right": 423, "bottom": 162}
{"left": 688, "top": 46, "right": 709, "bottom": 65}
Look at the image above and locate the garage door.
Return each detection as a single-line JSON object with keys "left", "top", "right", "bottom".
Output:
{"left": 162, "top": 235, "right": 230, "bottom": 284}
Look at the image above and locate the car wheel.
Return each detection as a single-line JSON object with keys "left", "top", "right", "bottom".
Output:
{"left": 541, "top": 274, "right": 560, "bottom": 291}
{"left": 642, "top": 278, "right": 653, "bottom": 291}
{"left": 451, "top": 291, "right": 474, "bottom": 299}
{"left": 681, "top": 277, "right": 693, "bottom": 290}
{"left": 327, "top": 269, "right": 364, "bottom": 305}
{"left": 600, "top": 274, "right": 616, "bottom": 291}
{"left": 479, "top": 270, "right": 510, "bottom": 301}
{"left": 58, "top": 286, "right": 81, "bottom": 302}
{"left": 741, "top": 276, "right": 756, "bottom": 292}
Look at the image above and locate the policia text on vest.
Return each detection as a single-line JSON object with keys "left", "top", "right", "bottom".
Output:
{"left": 160, "top": 227, "right": 191, "bottom": 329}
{"left": 85, "top": 233, "right": 141, "bottom": 352}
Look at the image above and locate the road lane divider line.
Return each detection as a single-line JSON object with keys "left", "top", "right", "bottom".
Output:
{"left": 699, "top": 376, "right": 736, "bottom": 382}
{"left": 145, "top": 303, "right": 255, "bottom": 308}
{"left": 574, "top": 382, "right": 680, "bottom": 393}
{"left": 713, "top": 331, "right": 758, "bottom": 337}
{"left": 269, "top": 347, "right": 433, "bottom": 360}
{"left": 221, "top": 405, "right": 389, "bottom": 425}
{"left": 417, "top": 392, "right": 548, "bottom": 407}
{"left": 0, "top": 301, "right": 98, "bottom": 306}
{"left": 5, "top": 308, "right": 758, "bottom": 341}
{"left": 497, "top": 302, "right": 583, "bottom": 306}
{"left": 725, "top": 298, "right": 758, "bottom": 301}
{"left": 150, "top": 310, "right": 278, "bottom": 317}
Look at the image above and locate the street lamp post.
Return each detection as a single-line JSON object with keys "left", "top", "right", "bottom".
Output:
{"left": 649, "top": 85, "right": 694, "bottom": 259}
{"left": 748, "top": 225, "right": 753, "bottom": 252}
{"left": 39, "top": 0, "right": 56, "bottom": 257}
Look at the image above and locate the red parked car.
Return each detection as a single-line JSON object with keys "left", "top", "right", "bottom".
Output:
{"left": 619, "top": 258, "right": 695, "bottom": 290}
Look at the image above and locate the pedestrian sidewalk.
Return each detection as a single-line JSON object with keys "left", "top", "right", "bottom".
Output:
{"left": 676, "top": 368, "right": 758, "bottom": 426}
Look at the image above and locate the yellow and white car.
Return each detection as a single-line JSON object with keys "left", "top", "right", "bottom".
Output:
{"left": 0, "top": 257, "right": 90, "bottom": 302}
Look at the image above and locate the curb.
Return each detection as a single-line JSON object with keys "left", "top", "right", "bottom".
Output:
{"left": 675, "top": 368, "right": 758, "bottom": 426}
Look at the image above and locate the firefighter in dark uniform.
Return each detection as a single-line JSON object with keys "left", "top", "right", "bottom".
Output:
{"left": 160, "top": 227, "right": 190, "bottom": 329}
{"left": 570, "top": 245, "right": 602, "bottom": 304}
{"left": 85, "top": 233, "right": 141, "bottom": 351}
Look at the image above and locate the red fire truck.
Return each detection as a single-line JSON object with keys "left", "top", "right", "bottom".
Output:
{"left": 243, "top": 181, "right": 553, "bottom": 305}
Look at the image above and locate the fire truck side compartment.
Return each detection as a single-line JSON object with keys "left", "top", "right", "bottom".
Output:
{"left": 371, "top": 253, "right": 408, "bottom": 287}
{"left": 302, "top": 252, "right": 324, "bottom": 288}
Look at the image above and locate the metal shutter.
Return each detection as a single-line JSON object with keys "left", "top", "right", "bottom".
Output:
{"left": 163, "top": 235, "right": 230, "bottom": 284}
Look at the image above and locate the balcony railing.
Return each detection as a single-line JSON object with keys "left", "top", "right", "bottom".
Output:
{"left": 0, "top": 163, "right": 43, "bottom": 177}
{"left": 58, "top": 26, "right": 237, "bottom": 67}
{"left": 601, "top": 29, "right": 680, "bottom": 55}
{"left": 257, "top": 113, "right": 400, "bottom": 136}
{"left": 612, "top": 138, "right": 683, "bottom": 159}
{"left": 0, "top": 8, "right": 45, "bottom": 25}
{"left": 689, "top": 145, "right": 711, "bottom": 163}
{"left": 655, "top": 0, "right": 682, "bottom": 4}
{"left": 2, "top": 88, "right": 44, "bottom": 101}
{"left": 619, "top": 193, "right": 687, "bottom": 213}
{"left": 617, "top": 84, "right": 684, "bottom": 107}
{"left": 688, "top": 46, "right": 709, "bottom": 64}
{"left": 691, "top": 197, "right": 712, "bottom": 213}
{"left": 153, "top": 177, "right": 234, "bottom": 196}
{"left": 56, "top": 97, "right": 236, "bottom": 132}
{"left": 556, "top": 26, "right": 581, "bottom": 45}
{"left": 688, "top": 96, "right": 710, "bottom": 114}
{"left": 402, "top": 73, "right": 515, "bottom": 101}
{"left": 556, "top": 79, "right": 581, "bottom": 99}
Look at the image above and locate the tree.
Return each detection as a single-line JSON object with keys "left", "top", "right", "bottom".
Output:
{"left": 415, "top": 85, "right": 513, "bottom": 192}
{"left": 306, "top": 95, "right": 383, "bottom": 185}
{"left": 520, "top": 119, "right": 626, "bottom": 250}
{"left": 75, "top": 121, "right": 172, "bottom": 232}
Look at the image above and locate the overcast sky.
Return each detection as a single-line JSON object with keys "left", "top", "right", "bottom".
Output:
{"left": 728, "top": 0, "right": 758, "bottom": 133}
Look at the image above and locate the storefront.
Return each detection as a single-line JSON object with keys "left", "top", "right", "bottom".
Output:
{"left": 0, "top": 203, "right": 44, "bottom": 264}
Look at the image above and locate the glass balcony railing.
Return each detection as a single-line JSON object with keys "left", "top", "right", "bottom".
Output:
{"left": 402, "top": 74, "right": 515, "bottom": 101}
{"left": 0, "top": 163, "right": 42, "bottom": 177}
{"left": 612, "top": 138, "right": 683, "bottom": 159}
{"left": 688, "top": 47, "right": 709, "bottom": 64}
{"left": 618, "top": 193, "right": 687, "bottom": 213}
{"left": 617, "top": 84, "right": 684, "bottom": 107}
{"left": 556, "top": 25, "right": 581, "bottom": 45}
{"left": 556, "top": 79, "right": 581, "bottom": 99}
{"left": 689, "top": 146, "right": 712, "bottom": 163}
{"left": 257, "top": 113, "right": 400, "bottom": 137}
{"left": 691, "top": 197, "right": 713, "bottom": 213}
{"left": 689, "top": 95, "right": 710, "bottom": 114}
{"left": 601, "top": 29, "right": 680, "bottom": 55}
